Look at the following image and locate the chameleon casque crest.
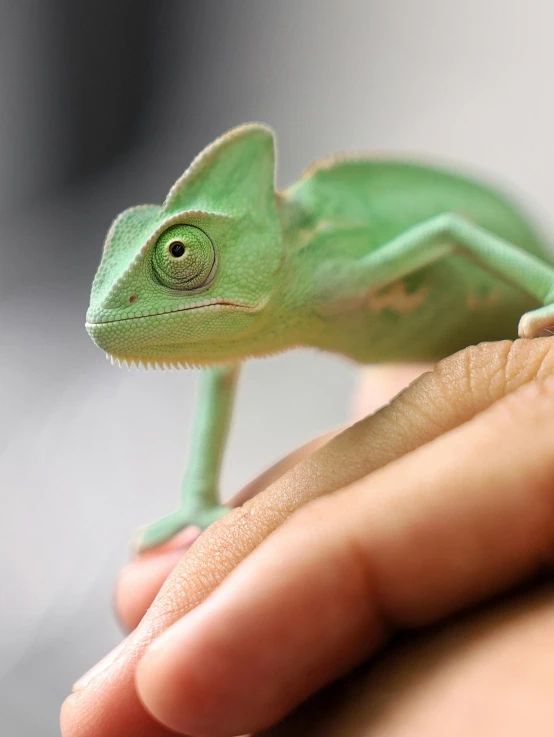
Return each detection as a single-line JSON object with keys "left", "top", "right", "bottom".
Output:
{"left": 87, "top": 123, "right": 554, "bottom": 549}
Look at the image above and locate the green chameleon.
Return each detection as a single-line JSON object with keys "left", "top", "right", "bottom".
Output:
{"left": 86, "top": 123, "right": 554, "bottom": 550}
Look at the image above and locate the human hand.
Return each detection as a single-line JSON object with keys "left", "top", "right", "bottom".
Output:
{"left": 61, "top": 338, "right": 554, "bottom": 737}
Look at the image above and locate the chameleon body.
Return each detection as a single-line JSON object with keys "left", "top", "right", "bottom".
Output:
{"left": 86, "top": 123, "right": 554, "bottom": 550}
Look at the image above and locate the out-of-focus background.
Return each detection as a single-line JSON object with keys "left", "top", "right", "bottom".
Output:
{"left": 1, "top": 1, "right": 554, "bottom": 733}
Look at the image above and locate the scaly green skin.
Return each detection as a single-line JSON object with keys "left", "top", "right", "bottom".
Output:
{"left": 86, "top": 123, "right": 554, "bottom": 550}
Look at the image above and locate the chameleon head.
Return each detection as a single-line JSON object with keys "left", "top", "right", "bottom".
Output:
{"left": 86, "top": 124, "right": 284, "bottom": 367}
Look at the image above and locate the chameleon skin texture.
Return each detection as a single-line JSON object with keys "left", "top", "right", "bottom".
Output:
{"left": 86, "top": 123, "right": 554, "bottom": 548}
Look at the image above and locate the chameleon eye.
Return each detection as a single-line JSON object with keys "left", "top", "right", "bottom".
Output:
{"left": 169, "top": 241, "right": 185, "bottom": 258}
{"left": 153, "top": 224, "right": 216, "bottom": 290}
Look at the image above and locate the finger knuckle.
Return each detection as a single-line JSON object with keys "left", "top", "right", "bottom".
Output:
{"left": 435, "top": 341, "right": 512, "bottom": 403}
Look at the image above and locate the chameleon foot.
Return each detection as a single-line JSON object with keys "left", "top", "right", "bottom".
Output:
{"left": 519, "top": 304, "right": 554, "bottom": 339}
{"left": 134, "top": 504, "right": 230, "bottom": 553}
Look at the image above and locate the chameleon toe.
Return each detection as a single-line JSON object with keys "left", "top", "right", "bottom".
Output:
{"left": 518, "top": 305, "right": 554, "bottom": 339}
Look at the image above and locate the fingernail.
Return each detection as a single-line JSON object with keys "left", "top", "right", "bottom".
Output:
{"left": 72, "top": 638, "right": 127, "bottom": 692}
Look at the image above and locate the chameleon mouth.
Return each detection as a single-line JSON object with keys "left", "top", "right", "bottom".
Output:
{"left": 85, "top": 298, "right": 261, "bottom": 326}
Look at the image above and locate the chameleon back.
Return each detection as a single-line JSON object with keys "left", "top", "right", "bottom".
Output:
{"left": 288, "top": 159, "right": 550, "bottom": 362}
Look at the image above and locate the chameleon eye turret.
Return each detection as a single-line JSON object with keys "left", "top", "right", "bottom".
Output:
{"left": 152, "top": 224, "right": 216, "bottom": 290}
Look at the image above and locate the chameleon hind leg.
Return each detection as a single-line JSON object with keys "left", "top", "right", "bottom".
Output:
{"left": 134, "top": 363, "right": 240, "bottom": 552}
{"left": 324, "top": 213, "right": 554, "bottom": 336}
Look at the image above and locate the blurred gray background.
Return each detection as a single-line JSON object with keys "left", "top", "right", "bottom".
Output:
{"left": 1, "top": 1, "right": 554, "bottom": 733}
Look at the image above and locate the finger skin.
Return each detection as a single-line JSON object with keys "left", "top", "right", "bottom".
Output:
{"left": 134, "top": 374, "right": 554, "bottom": 736}
{"left": 60, "top": 338, "right": 554, "bottom": 737}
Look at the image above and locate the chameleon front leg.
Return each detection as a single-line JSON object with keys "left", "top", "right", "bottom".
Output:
{"left": 135, "top": 363, "right": 240, "bottom": 551}
{"left": 323, "top": 213, "right": 554, "bottom": 337}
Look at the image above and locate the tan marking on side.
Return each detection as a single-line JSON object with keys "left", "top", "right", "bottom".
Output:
{"left": 367, "top": 282, "right": 429, "bottom": 314}
{"left": 467, "top": 291, "right": 500, "bottom": 310}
